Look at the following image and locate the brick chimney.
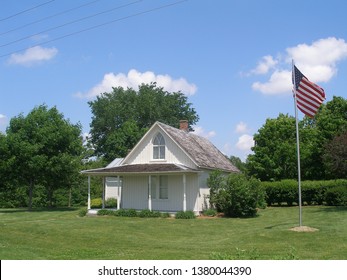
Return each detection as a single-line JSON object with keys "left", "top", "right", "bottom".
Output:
{"left": 179, "top": 120, "right": 189, "bottom": 132}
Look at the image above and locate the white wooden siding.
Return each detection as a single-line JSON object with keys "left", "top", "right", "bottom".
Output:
{"left": 123, "top": 127, "right": 197, "bottom": 169}
{"left": 186, "top": 174, "right": 200, "bottom": 212}
{"left": 105, "top": 172, "right": 211, "bottom": 213}
{"left": 120, "top": 174, "right": 200, "bottom": 212}
{"left": 121, "top": 176, "right": 148, "bottom": 210}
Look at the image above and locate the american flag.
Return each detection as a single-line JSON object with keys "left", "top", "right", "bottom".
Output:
{"left": 292, "top": 65, "right": 326, "bottom": 118}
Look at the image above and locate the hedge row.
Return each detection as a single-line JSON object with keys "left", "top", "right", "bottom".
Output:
{"left": 97, "top": 208, "right": 171, "bottom": 218}
{"left": 261, "top": 180, "right": 347, "bottom": 206}
{"left": 96, "top": 209, "right": 198, "bottom": 218}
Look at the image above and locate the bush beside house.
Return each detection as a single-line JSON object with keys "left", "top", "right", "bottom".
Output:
{"left": 208, "top": 172, "right": 265, "bottom": 218}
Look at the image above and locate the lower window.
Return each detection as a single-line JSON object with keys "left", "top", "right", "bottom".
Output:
{"left": 151, "top": 175, "right": 168, "bottom": 199}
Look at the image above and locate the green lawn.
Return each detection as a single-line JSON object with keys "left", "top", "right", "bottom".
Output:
{"left": 0, "top": 206, "right": 346, "bottom": 260}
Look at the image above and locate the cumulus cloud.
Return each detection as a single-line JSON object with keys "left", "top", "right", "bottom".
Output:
{"left": 286, "top": 37, "right": 347, "bottom": 82}
{"left": 8, "top": 46, "right": 58, "bottom": 66}
{"left": 192, "top": 126, "right": 216, "bottom": 139}
{"left": 251, "top": 55, "right": 278, "bottom": 75}
{"left": 233, "top": 121, "right": 254, "bottom": 159}
{"left": 235, "top": 121, "right": 250, "bottom": 134}
{"left": 0, "top": 114, "right": 8, "bottom": 131}
{"left": 75, "top": 69, "right": 197, "bottom": 99}
{"left": 236, "top": 134, "right": 254, "bottom": 151}
{"left": 252, "top": 70, "right": 292, "bottom": 95}
{"left": 251, "top": 37, "right": 347, "bottom": 95}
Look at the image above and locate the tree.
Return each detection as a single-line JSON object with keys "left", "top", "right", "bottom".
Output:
{"left": 207, "top": 171, "right": 265, "bottom": 218}
{"left": 0, "top": 132, "right": 19, "bottom": 207}
{"left": 229, "top": 155, "right": 246, "bottom": 173}
{"left": 246, "top": 114, "right": 298, "bottom": 181}
{"left": 246, "top": 96, "right": 347, "bottom": 181}
{"left": 315, "top": 96, "right": 347, "bottom": 141}
{"left": 6, "top": 105, "right": 83, "bottom": 209}
{"left": 323, "top": 132, "right": 347, "bottom": 179}
{"left": 88, "top": 83, "right": 199, "bottom": 161}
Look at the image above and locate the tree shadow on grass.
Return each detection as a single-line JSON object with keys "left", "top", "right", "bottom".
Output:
{"left": 311, "top": 206, "right": 347, "bottom": 213}
{"left": 0, "top": 207, "right": 79, "bottom": 214}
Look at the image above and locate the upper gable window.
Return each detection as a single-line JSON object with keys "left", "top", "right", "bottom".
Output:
{"left": 153, "top": 133, "right": 165, "bottom": 159}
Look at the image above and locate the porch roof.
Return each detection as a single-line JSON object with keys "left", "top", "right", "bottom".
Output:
{"left": 81, "top": 163, "right": 200, "bottom": 176}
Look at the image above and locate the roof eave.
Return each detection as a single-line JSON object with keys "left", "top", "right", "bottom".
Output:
{"left": 81, "top": 169, "right": 201, "bottom": 176}
{"left": 198, "top": 166, "right": 240, "bottom": 173}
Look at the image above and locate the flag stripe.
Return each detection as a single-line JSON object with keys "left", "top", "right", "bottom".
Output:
{"left": 296, "top": 100, "right": 317, "bottom": 118}
{"left": 292, "top": 65, "right": 325, "bottom": 118}
{"left": 300, "top": 77, "right": 325, "bottom": 101}
{"left": 297, "top": 94, "right": 321, "bottom": 111}
{"left": 296, "top": 86, "right": 323, "bottom": 108}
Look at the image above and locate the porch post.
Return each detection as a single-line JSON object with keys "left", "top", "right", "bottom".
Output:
{"left": 102, "top": 177, "right": 105, "bottom": 209}
{"left": 87, "top": 175, "right": 91, "bottom": 210}
{"left": 117, "top": 175, "right": 120, "bottom": 210}
{"left": 183, "top": 174, "right": 187, "bottom": 211}
{"left": 148, "top": 175, "right": 152, "bottom": 211}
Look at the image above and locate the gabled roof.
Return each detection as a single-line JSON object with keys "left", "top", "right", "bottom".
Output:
{"left": 157, "top": 122, "right": 239, "bottom": 173}
{"left": 82, "top": 121, "right": 239, "bottom": 175}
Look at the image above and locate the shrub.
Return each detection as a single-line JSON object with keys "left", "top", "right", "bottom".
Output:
{"left": 97, "top": 209, "right": 115, "bottom": 216}
{"left": 160, "top": 212, "right": 171, "bottom": 218}
{"left": 175, "top": 211, "right": 196, "bottom": 219}
{"left": 138, "top": 209, "right": 161, "bottom": 218}
{"left": 91, "top": 198, "right": 103, "bottom": 209}
{"left": 105, "top": 198, "right": 117, "bottom": 208}
{"left": 78, "top": 208, "right": 88, "bottom": 217}
{"left": 325, "top": 186, "right": 347, "bottom": 206}
{"left": 261, "top": 180, "right": 347, "bottom": 206}
{"left": 114, "top": 209, "right": 138, "bottom": 217}
{"left": 208, "top": 172, "right": 265, "bottom": 218}
{"left": 262, "top": 180, "right": 297, "bottom": 206}
{"left": 202, "top": 208, "right": 217, "bottom": 217}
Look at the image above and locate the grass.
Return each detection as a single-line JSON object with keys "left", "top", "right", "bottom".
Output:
{"left": 0, "top": 206, "right": 346, "bottom": 260}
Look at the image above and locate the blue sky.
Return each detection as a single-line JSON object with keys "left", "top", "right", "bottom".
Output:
{"left": 1, "top": 0, "right": 347, "bottom": 161}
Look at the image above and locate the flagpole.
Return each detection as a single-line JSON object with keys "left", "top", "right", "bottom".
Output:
{"left": 292, "top": 60, "right": 303, "bottom": 227}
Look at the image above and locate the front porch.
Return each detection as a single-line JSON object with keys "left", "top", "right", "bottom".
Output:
{"left": 82, "top": 163, "right": 202, "bottom": 214}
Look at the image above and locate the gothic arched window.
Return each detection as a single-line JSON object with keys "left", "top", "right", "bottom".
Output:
{"left": 153, "top": 133, "right": 165, "bottom": 159}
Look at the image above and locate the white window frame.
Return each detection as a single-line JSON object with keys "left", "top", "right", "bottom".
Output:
{"left": 153, "top": 133, "right": 166, "bottom": 160}
{"left": 150, "top": 175, "right": 168, "bottom": 200}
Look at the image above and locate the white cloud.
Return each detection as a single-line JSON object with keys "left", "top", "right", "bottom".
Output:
{"left": 75, "top": 69, "right": 197, "bottom": 99}
{"left": 251, "top": 37, "right": 347, "bottom": 95}
{"left": 236, "top": 134, "right": 254, "bottom": 151}
{"left": 0, "top": 114, "right": 8, "bottom": 131}
{"left": 192, "top": 125, "right": 216, "bottom": 139}
{"left": 252, "top": 70, "right": 292, "bottom": 95}
{"left": 286, "top": 37, "right": 347, "bottom": 82}
{"left": 8, "top": 46, "right": 58, "bottom": 66}
{"left": 235, "top": 121, "right": 250, "bottom": 134}
{"left": 251, "top": 55, "right": 278, "bottom": 75}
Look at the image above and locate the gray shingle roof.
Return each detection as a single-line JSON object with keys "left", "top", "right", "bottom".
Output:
{"left": 157, "top": 122, "right": 239, "bottom": 173}
{"left": 83, "top": 163, "right": 199, "bottom": 175}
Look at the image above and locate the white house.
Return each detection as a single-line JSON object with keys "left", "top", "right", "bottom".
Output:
{"left": 82, "top": 120, "right": 239, "bottom": 214}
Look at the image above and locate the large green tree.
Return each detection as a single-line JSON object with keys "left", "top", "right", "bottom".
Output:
{"left": 88, "top": 83, "right": 199, "bottom": 161}
{"left": 246, "top": 96, "right": 347, "bottom": 181}
{"left": 247, "top": 114, "right": 298, "bottom": 181}
{"left": 323, "top": 132, "right": 347, "bottom": 179}
{"left": 315, "top": 96, "right": 347, "bottom": 141}
{"left": 5, "top": 105, "right": 83, "bottom": 208}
